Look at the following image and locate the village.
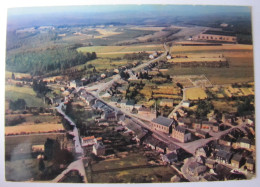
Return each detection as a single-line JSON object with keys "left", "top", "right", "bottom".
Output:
{"left": 5, "top": 39, "right": 255, "bottom": 182}
{"left": 4, "top": 5, "right": 255, "bottom": 183}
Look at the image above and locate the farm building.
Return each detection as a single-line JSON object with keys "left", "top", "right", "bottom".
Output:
{"left": 193, "top": 30, "right": 237, "bottom": 43}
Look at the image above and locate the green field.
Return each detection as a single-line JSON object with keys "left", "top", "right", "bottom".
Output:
{"left": 5, "top": 85, "right": 46, "bottom": 108}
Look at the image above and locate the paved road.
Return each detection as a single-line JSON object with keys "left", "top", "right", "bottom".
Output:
{"left": 87, "top": 43, "right": 169, "bottom": 97}
{"left": 54, "top": 103, "right": 87, "bottom": 183}
{"left": 56, "top": 103, "right": 84, "bottom": 155}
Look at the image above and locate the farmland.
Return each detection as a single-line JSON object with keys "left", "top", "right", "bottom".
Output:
{"left": 77, "top": 44, "right": 164, "bottom": 57}
{"left": 5, "top": 123, "right": 65, "bottom": 135}
{"left": 185, "top": 87, "right": 208, "bottom": 100}
{"left": 166, "top": 44, "right": 254, "bottom": 84}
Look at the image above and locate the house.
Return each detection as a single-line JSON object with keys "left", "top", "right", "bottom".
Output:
{"left": 81, "top": 136, "right": 103, "bottom": 155}
{"left": 215, "top": 150, "right": 232, "bottom": 164}
{"left": 195, "top": 129, "right": 209, "bottom": 139}
{"left": 182, "top": 101, "right": 190, "bottom": 108}
{"left": 81, "top": 136, "right": 96, "bottom": 154}
{"left": 161, "top": 152, "right": 178, "bottom": 164}
{"left": 123, "top": 118, "right": 148, "bottom": 145}
{"left": 101, "top": 92, "right": 112, "bottom": 98}
{"left": 31, "top": 145, "right": 45, "bottom": 153}
{"left": 239, "top": 138, "right": 251, "bottom": 149}
{"left": 245, "top": 158, "right": 255, "bottom": 171}
{"left": 172, "top": 126, "right": 191, "bottom": 143}
{"left": 93, "top": 143, "right": 106, "bottom": 156}
{"left": 194, "top": 30, "right": 237, "bottom": 43}
{"left": 143, "top": 135, "right": 167, "bottom": 153}
{"left": 156, "top": 141, "right": 168, "bottom": 154}
{"left": 219, "top": 136, "right": 233, "bottom": 147}
{"left": 101, "top": 111, "right": 117, "bottom": 121}
{"left": 214, "top": 144, "right": 231, "bottom": 153}
{"left": 246, "top": 118, "right": 254, "bottom": 126}
{"left": 205, "top": 159, "right": 216, "bottom": 169}
{"left": 160, "top": 99, "right": 173, "bottom": 107}
{"left": 69, "top": 80, "right": 83, "bottom": 88}
{"left": 177, "top": 118, "right": 193, "bottom": 128}
{"left": 188, "top": 162, "right": 207, "bottom": 176}
{"left": 195, "top": 147, "right": 207, "bottom": 158}
{"left": 231, "top": 154, "right": 243, "bottom": 169}
{"left": 166, "top": 55, "right": 172, "bottom": 60}
{"left": 192, "top": 120, "right": 201, "bottom": 129}
{"left": 151, "top": 116, "right": 174, "bottom": 134}
{"left": 201, "top": 121, "right": 215, "bottom": 131}
{"left": 212, "top": 123, "right": 219, "bottom": 132}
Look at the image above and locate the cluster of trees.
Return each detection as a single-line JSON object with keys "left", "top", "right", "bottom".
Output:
{"left": 6, "top": 48, "right": 97, "bottom": 75}
{"left": 236, "top": 97, "right": 254, "bottom": 116}
{"left": 5, "top": 115, "right": 26, "bottom": 126}
{"left": 195, "top": 100, "right": 213, "bottom": 118}
{"left": 32, "top": 79, "right": 50, "bottom": 97}
{"left": 123, "top": 52, "right": 149, "bottom": 61}
{"left": 9, "top": 99, "right": 26, "bottom": 110}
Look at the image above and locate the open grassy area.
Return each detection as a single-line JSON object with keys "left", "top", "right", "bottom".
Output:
{"left": 185, "top": 87, "right": 207, "bottom": 100}
{"left": 5, "top": 85, "right": 46, "bottom": 107}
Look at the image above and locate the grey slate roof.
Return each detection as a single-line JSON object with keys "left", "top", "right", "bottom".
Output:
{"left": 175, "top": 126, "right": 188, "bottom": 134}
{"left": 232, "top": 154, "right": 242, "bottom": 162}
{"left": 152, "top": 116, "right": 174, "bottom": 127}
{"left": 216, "top": 150, "right": 232, "bottom": 161}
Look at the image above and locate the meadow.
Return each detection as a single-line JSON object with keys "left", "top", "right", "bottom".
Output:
{"left": 5, "top": 85, "right": 46, "bottom": 108}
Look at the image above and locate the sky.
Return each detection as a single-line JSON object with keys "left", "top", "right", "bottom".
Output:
{"left": 7, "top": 5, "right": 251, "bottom": 29}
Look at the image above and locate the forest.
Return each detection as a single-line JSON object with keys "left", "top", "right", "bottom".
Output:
{"left": 6, "top": 48, "right": 96, "bottom": 75}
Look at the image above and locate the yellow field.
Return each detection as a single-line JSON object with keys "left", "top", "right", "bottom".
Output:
{"left": 77, "top": 44, "right": 163, "bottom": 54}
{"left": 212, "top": 101, "right": 237, "bottom": 113}
{"left": 171, "top": 44, "right": 253, "bottom": 53}
{"left": 185, "top": 87, "right": 208, "bottom": 100}
{"left": 5, "top": 123, "right": 65, "bottom": 135}
{"left": 93, "top": 28, "right": 122, "bottom": 38}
